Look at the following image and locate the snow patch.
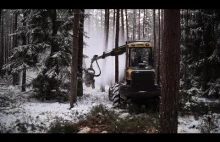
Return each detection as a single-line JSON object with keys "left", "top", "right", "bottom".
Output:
{"left": 192, "top": 97, "right": 220, "bottom": 103}
{"left": 178, "top": 115, "right": 200, "bottom": 133}
{"left": 0, "top": 84, "right": 113, "bottom": 133}
{"left": 118, "top": 112, "right": 130, "bottom": 119}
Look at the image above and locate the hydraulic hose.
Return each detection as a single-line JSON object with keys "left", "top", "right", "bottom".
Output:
{"left": 94, "top": 59, "right": 101, "bottom": 77}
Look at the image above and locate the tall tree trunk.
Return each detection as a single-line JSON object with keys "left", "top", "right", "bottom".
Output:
{"left": 100, "top": 9, "right": 103, "bottom": 39}
{"left": 125, "top": 9, "right": 129, "bottom": 41}
{"left": 12, "top": 11, "right": 19, "bottom": 85}
{"left": 138, "top": 9, "right": 141, "bottom": 40}
{"left": 202, "top": 10, "right": 212, "bottom": 91}
{"left": 5, "top": 29, "right": 8, "bottom": 64}
{"left": 77, "top": 9, "right": 84, "bottom": 96}
{"left": 21, "top": 11, "right": 27, "bottom": 92}
{"left": 95, "top": 10, "right": 98, "bottom": 35}
{"left": 146, "top": 10, "right": 149, "bottom": 39}
{"left": 1, "top": 10, "right": 4, "bottom": 77}
{"left": 88, "top": 10, "right": 91, "bottom": 34}
{"left": 115, "top": 9, "right": 120, "bottom": 83}
{"left": 104, "top": 9, "right": 107, "bottom": 37}
{"left": 21, "top": 58, "right": 26, "bottom": 91}
{"left": 109, "top": 9, "right": 116, "bottom": 86}
{"left": 161, "top": 9, "right": 164, "bottom": 48}
{"left": 48, "top": 9, "right": 59, "bottom": 95}
{"left": 103, "top": 9, "right": 109, "bottom": 49}
{"left": 121, "top": 9, "right": 125, "bottom": 42}
{"left": 70, "top": 9, "right": 80, "bottom": 109}
{"left": 9, "top": 13, "right": 13, "bottom": 58}
{"left": 0, "top": 9, "right": 3, "bottom": 77}
{"left": 105, "top": 9, "right": 109, "bottom": 50}
{"left": 112, "top": 9, "right": 116, "bottom": 47}
{"left": 101, "top": 9, "right": 110, "bottom": 92}
{"left": 159, "top": 9, "right": 180, "bottom": 133}
{"left": 160, "top": 9, "right": 163, "bottom": 50}
{"left": 157, "top": 9, "right": 161, "bottom": 85}
{"left": 184, "top": 9, "right": 189, "bottom": 89}
{"left": 50, "top": 9, "right": 58, "bottom": 54}
{"left": 92, "top": 10, "right": 95, "bottom": 37}
{"left": 153, "top": 9, "right": 156, "bottom": 79}
{"left": 143, "top": 9, "right": 145, "bottom": 39}
{"left": 113, "top": 9, "right": 115, "bottom": 36}
{"left": 133, "top": 9, "right": 136, "bottom": 40}
{"left": 8, "top": 13, "right": 11, "bottom": 63}
{"left": 161, "top": 9, "right": 164, "bottom": 83}
{"left": 101, "top": 9, "right": 103, "bottom": 30}
{"left": 3, "top": 33, "right": 5, "bottom": 65}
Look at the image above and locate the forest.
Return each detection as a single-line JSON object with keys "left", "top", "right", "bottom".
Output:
{"left": 0, "top": 9, "right": 220, "bottom": 133}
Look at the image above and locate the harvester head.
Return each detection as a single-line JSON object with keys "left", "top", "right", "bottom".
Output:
{"left": 83, "top": 67, "right": 95, "bottom": 89}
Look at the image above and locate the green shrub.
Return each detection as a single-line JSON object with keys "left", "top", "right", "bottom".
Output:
{"left": 31, "top": 74, "right": 69, "bottom": 102}
{"left": 48, "top": 104, "right": 159, "bottom": 133}
{"left": 48, "top": 120, "right": 79, "bottom": 133}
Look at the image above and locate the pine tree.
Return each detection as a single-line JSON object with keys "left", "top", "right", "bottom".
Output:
{"left": 138, "top": 9, "right": 141, "bottom": 40}
{"left": 21, "top": 10, "right": 27, "bottom": 92}
{"left": 4, "top": 9, "right": 72, "bottom": 100}
{"left": 159, "top": 9, "right": 180, "bottom": 133}
{"left": 157, "top": 9, "right": 161, "bottom": 85}
{"left": 179, "top": 9, "right": 220, "bottom": 98}
{"left": 70, "top": 9, "right": 80, "bottom": 109}
{"left": 153, "top": 9, "right": 156, "bottom": 71}
{"left": 121, "top": 9, "right": 125, "bottom": 42}
{"left": 143, "top": 9, "right": 145, "bottom": 39}
{"left": 125, "top": 9, "right": 129, "bottom": 41}
{"left": 0, "top": 9, "right": 3, "bottom": 77}
{"left": 133, "top": 9, "right": 136, "bottom": 40}
{"left": 101, "top": 9, "right": 110, "bottom": 92}
{"left": 115, "top": 9, "right": 120, "bottom": 83}
{"left": 77, "top": 9, "right": 85, "bottom": 96}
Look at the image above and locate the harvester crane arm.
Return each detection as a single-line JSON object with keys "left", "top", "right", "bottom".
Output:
{"left": 91, "top": 45, "right": 126, "bottom": 63}
{"left": 83, "top": 45, "right": 126, "bottom": 88}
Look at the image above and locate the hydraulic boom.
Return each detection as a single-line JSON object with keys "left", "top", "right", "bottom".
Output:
{"left": 83, "top": 45, "right": 126, "bottom": 88}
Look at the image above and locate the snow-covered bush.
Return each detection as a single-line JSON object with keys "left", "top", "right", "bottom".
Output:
{"left": 179, "top": 87, "right": 203, "bottom": 114}
{"left": 47, "top": 104, "right": 159, "bottom": 133}
{"left": 48, "top": 119, "right": 79, "bottom": 133}
{"left": 204, "top": 78, "right": 220, "bottom": 99}
{"left": 200, "top": 113, "right": 220, "bottom": 133}
{"left": 31, "top": 74, "right": 69, "bottom": 102}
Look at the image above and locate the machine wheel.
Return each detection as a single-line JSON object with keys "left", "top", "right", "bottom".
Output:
{"left": 112, "top": 83, "right": 126, "bottom": 108}
{"left": 108, "top": 83, "right": 119, "bottom": 101}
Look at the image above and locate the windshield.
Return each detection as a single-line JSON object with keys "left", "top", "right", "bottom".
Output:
{"left": 129, "top": 48, "right": 153, "bottom": 68}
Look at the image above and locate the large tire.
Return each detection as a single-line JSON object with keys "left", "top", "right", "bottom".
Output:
{"left": 108, "top": 83, "right": 119, "bottom": 101}
{"left": 112, "top": 85, "right": 120, "bottom": 108}
{"left": 112, "top": 83, "right": 126, "bottom": 108}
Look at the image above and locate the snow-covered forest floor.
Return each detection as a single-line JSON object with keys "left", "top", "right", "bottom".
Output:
{"left": 0, "top": 84, "right": 220, "bottom": 133}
